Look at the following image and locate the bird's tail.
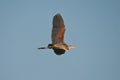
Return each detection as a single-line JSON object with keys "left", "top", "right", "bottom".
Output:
{"left": 38, "top": 46, "right": 48, "bottom": 49}
{"left": 38, "top": 44, "right": 53, "bottom": 50}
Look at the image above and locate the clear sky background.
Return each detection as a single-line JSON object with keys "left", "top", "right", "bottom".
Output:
{"left": 0, "top": 0, "right": 120, "bottom": 80}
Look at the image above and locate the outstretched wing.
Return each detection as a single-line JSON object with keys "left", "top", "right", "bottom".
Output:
{"left": 52, "top": 13, "right": 65, "bottom": 44}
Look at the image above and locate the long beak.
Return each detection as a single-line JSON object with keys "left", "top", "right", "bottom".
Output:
{"left": 69, "top": 45, "right": 76, "bottom": 48}
{"left": 68, "top": 45, "right": 76, "bottom": 51}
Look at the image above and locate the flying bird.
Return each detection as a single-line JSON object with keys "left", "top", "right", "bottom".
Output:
{"left": 38, "top": 13, "right": 75, "bottom": 55}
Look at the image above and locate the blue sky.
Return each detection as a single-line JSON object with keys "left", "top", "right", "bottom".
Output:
{"left": 0, "top": 0, "right": 120, "bottom": 80}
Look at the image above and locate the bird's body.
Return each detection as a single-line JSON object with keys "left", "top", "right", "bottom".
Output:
{"left": 38, "top": 13, "right": 75, "bottom": 55}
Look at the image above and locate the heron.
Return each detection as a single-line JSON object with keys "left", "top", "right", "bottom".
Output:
{"left": 38, "top": 13, "right": 75, "bottom": 55}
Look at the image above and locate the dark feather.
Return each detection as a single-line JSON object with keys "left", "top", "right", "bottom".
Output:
{"left": 52, "top": 13, "right": 65, "bottom": 44}
{"left": 53, "top": 48, "right": 65, "bottom": 55}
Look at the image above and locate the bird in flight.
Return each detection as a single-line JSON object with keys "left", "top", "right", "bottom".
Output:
{"left": 38, "top": 13, "right": 75, "bottom": 55}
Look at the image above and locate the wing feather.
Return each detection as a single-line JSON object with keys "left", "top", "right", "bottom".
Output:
{"left": 52, "top": 13, "right": 65, "bottom": 44}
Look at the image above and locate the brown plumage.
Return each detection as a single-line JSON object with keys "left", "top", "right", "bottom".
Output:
{"left": 38, "top": 13, "right": 75, "bottom": 55}
{"left": 52, "top": 13, "right": 65, "bottom": 44}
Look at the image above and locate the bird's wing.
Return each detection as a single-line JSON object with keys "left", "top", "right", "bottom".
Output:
{"left": 52, "top": 13, "right": 66, "bottom": 44}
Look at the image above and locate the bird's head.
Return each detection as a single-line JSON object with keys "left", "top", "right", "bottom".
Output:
{"left": 62, "top": 45, "right": 75, "bottom": 51}
{"left": 67, "top": 45, "right": 75, "bottom": 51}
{"left": 53, "top": 44, "right": 75, "bottom": 51}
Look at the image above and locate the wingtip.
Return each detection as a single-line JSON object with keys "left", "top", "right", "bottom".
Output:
{"left": 55, "top": 13, "right": 62, "bottom": 17}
